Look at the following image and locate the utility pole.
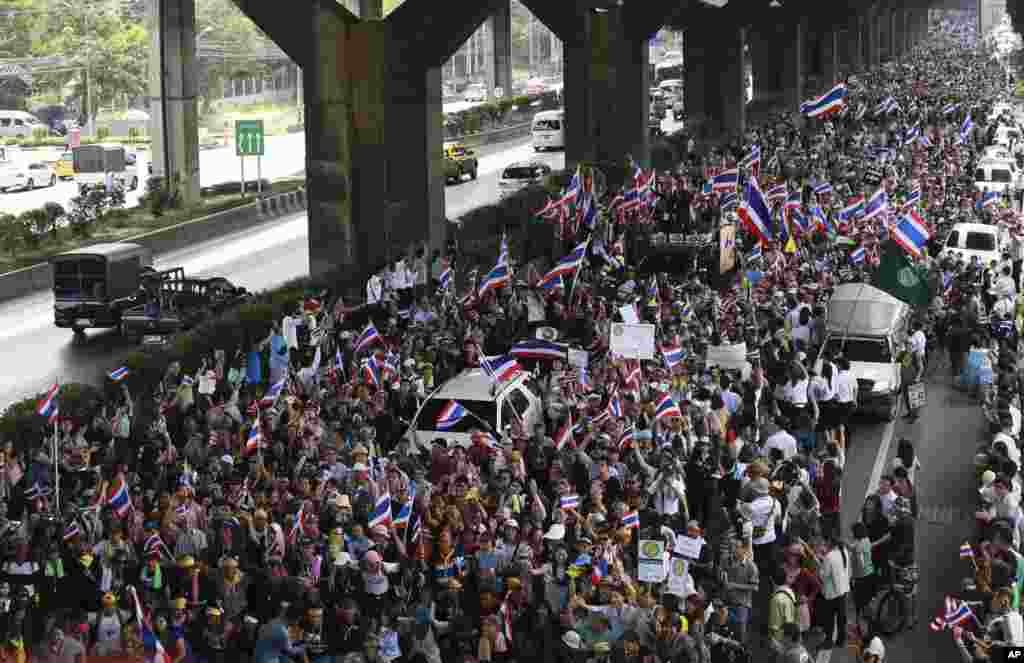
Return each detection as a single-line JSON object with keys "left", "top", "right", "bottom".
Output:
{"left": 528, "top": 13, "right": 535, "bottom": 75}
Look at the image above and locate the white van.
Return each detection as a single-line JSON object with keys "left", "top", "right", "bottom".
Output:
{"left": 993, "top": 125, "right": 1022, "bottom": 150}
{"left": 407, "top": 369, "right": 543, "bottom": 451}
{"left": 974, "top": 158, "right": 1022, "bottom": 196}
{"left": 532, "top": 109, "right": 565, "bottom": 152}
{"left": 0, "top": 110, "right": 46, "bottom": 139}
{"left": 939, "top": 222, "right": 1009, "bottom": 268}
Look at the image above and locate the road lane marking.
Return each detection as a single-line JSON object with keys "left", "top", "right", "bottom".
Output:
{"left": 818, "top": 415, "right": 897, "bottom": 663}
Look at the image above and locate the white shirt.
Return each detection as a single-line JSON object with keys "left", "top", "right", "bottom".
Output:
{"left": 749, "top": 495, "right": 780, "bottom": 545}
{"left": 764, "top": 430, "right": 798, "bottom": 460}
{"left": 909, "top": 330, "right": 927, "bottom": 358}
{"left": 995, "top": 431, "right": 1021, "bottom": 467}
{"left": 819, "top": 548, "right": 851, "bottom": 600}
{"left": 810, "top": 375, "right": 834, "bottom": 403}
{"left": 783, "top": 378, "right": 809, "bottom": 406}
{"left": 366, "top": 275, "right": 384, "bottom": 305}
{"left": 390, "top": 261, "right": 409, "bottom": 290}
{"left": 993, "top": 274, "right": 1017, "bottom": 299}
{"left": 834, "top": 370, "right": 857, "bottom": 404}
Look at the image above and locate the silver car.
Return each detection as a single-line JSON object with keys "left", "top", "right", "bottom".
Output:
{"left": 498, "top": 161, "right": 552, "bottom": 198}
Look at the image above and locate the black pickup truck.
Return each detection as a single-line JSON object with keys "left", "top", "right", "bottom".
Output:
{"left": 120, "top": 275, "right": 248, "bottom": 344}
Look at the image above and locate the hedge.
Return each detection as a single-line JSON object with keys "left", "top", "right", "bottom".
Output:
{"left": 1, "top": 135, "right": 152, "bottom": 148}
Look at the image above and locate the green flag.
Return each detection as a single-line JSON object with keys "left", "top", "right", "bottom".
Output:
{"left": 874, "top": 241, "right": 930, "bottom": 308}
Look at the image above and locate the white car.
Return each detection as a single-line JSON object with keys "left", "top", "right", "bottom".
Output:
{"left": 0, "top": 160, "right": 57, "bottom": 192}
{"left": 982, "top": 145, "right": 1014, "bottom": 161}
{"left": 939, "top": 222, "right": 1010, "bottom": 268}
{"left": 463, "top": 84, "right": 487, "bottom": 103}
{"left": 499, "top": 161, "right": 552, "bottom": 198}
{"left": 407, "top": 369, "right": 543, "bottom": 451}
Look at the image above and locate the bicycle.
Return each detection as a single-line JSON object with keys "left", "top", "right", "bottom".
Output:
{"left": 859, "top": 562, "right": 919, "bottom": 636}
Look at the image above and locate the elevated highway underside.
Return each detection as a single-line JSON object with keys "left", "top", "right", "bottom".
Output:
{"left": 143, "top": 0, "right": 984, "bottom": 281}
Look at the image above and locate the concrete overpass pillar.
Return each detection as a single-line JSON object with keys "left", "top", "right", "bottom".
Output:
{"left": 866, "top": 9, "right": 880, "bottom": 67}
{"left": 889, "top": 8, "right": 902, "bottom": 59}
{"left": 490, "top": 1, "right": 512, "bottom": 99}
{"left": 563, "top": 7, "right": 650, "bottom": 169}
{"left": 303, "top": 2, "right": 445, "bottom": 279}
{"left": 904, "top": 8, "right": 914, "bottom": 54}
{"left": 148, "top": 0, "right": 200, "bottom": 205}
{"left": 781, "top": 18, "right": 805, "bottom": 112}
{"left": 821, "top": 27, "right": 840, "bottom": 86}
{"left": 685, "top": 23, "right": 745, "bottom": 144}
{"left": 845, "top": 18, "right": 863, "bottom": 72}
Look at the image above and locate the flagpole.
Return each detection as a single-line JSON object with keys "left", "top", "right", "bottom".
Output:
{"left": 53, "top": 381, "right": 59, "bottom": 516}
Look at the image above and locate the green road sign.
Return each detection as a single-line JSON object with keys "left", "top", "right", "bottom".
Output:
{"left": 235, "top": 119, "right": 265, "bottom": 157}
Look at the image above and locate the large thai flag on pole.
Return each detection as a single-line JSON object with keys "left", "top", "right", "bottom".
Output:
{"left": 129, "top": 586, "right": 172, "bottom": 663}
{"left": 712, "top": 168, "right": 739, "bottom": 193}
{"left": 37, "top": 383, "right": 59, "bottom": 423}
{"left": 892, "top": 210, "right": 933, "bottom": 259}
{"left": 737, "top": 177, "right": 774, "bottom": 243}
{"left": 799, "top": 83, "right": 848, "bottom": 118}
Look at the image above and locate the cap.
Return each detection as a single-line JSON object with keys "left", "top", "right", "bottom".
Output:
{"left": 543, "top": 524, "right": 565, "bottom": 540}
{"left": 561, "top": 631, "right": 582, "bottom": 650}
{"left": 864, "top": 636, "right": 886, "bottom": 658}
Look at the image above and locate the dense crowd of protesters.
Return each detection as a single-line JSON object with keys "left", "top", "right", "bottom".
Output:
{"left": 0, "top": 9, "right": 1023, "bottom": 663}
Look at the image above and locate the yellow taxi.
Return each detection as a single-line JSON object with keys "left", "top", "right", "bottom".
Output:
{"left": 53, "top": 151, "right": 74, "bottom": 179}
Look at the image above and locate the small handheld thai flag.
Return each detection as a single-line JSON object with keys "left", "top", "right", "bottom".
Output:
{"left": 617, "top": 426, "right": 635, "bottom": 450}
{"left": 903, "top": 188, "right": 921, "bottom": 209}
{"left": 654, "top": 393, "right": 682, "bottom": 421}
{"left": 892, "top": 210, "right": 933, "bottom": 259}
{"left": 438, "top": 265, "right": 452, "bottom": 292}
{"left": 354, "top": 323, "right": 382, "bottom": 354}
{"left": 37, "top": 383, "right": 59, "bottom": 423}
{"left": 800, "top": 83, "right": 848, "bottom": 118}
{"left": 108, "top": 479, "right": 132, "bottom": 517}
{"left": 259, "top": 377, "right": 286, "bottom": 408}
{"left": 560, "top": 494, "right": 580, "bottom": 510}
{"left": 977, "top": 190, "right": 1000, "bottom": 210}
{"left": 369, "top": 492, "right": 392, "bottom": 529}
{"left": 481, "top": 355, "right": 522, "bottom": 384}
{"left": 838, "top": 196, "right": 865, "bottom": 221}
{"left": 662, "top": 344, "right": 685, "bottom": 369}
{"left": 129, "top": 586, "right": 172, "bottom": 663}
{"left": 712, "top": 168, "right": 739, "bottom": 193}
{"left": 245, "top": 423, "right": 263, "bottom": 455}
{"left": 942, "top": 102, "right": 960, "bottom": 115}
{"left": 960, "top": 541, "right": 975, "bottom": 559}
{"left": 606, "top": 395, "right": 623, "bottom": 419}
{"left": 959, "top": 114, "right": 974, "bottom": 144}
{"left": 554, "top": 415, "right": 574, "bottom": 451}
{"left": 108, "top": 366, "right": 130, "bottom": 382}
{"left": 393, "top": 483, "right": 416, "bottom": 527}
{"left": 436, "top": 400, "right": 468, "bottom": 431}
{"left": 622, "top": 511, "right": 640, "bottom": 529}
{"left": 849, "top": 246, "right": 867, "bottom": 264}
{"left": 863, "top": 188, "right": 889, "bottom": 221}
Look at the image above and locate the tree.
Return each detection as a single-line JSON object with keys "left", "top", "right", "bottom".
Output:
{"left": 194, "top": 0, "right": 285, "bottom": 109}
{"left": 33, "top": 0, "right": 149, "bottom": 124}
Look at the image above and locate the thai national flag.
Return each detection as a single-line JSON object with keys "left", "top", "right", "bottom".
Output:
{"left": 799, "top": 83, "right": 848, "bottom": 117}
{"left": 245, "top": 423, "right": 263, "bottom": 455}
{"left": 354, "top": 323, "right": 382, "bottom": 354}
{"left": 478, "top": 263, "right": 510, "bottom": 296}
{"left": 617, "top": 426, "right": 635, "bottom": 450}
{"left": 784, "top": 191, "right": 802, "bottom": 211}
{"left": 849, "top": 246, "right": 867, "bottom": 264}
{"left": 37, "top": 383, "right": 59, "bottom": 423}
{"left": 605, "top": 395, "right": 623, "bottom": 419}
{"left": 369, "top": 492, "right": 392, "bottom": 529}
{"left": 129, "top": 586, "right": 172, "bottom": 663}
{"left": 108, "top": 479, "right": 132, "bottom": 517}
{"left": 748, "top": 244, "right": 762, "bottom": 262}
{"left": 765, "top": 184, "right": 788, "bottom": 204}
{"left": 510, "top": 339, "right": 567, "bottom": 361}
{"left": 739, "top": 144, "right": 761, "bottom": 178}
{"left": 540, "top": 238, "right": 590, "bottom": 284}
{"left": 393, "top": 483, "right": 416, "bottom": 527}
{"left": 481, "top": 355, "right": 522, "bottom": 383}
{"left": 904, "top": 188, "right": 921, "bottom": 209}
{"left": 791, "top": 210, "right": 812, "bottom": 235}
{"left": 942, "top": 102, "right": 960, "bottom": 115}
{"left": 811, "top": 206, "right": 831, "bottom": 235}
{"left": 108, "top": 366, "right": 130, "bottom": 382}
{"left": 559, "top": 165, "right": 582, "bottom": 206}
{"left": 560, "top": 494, "right": 580, "bottom": 510}
{"left": 622, "top": 511, "right": 640, "bottom": 529}
{"left": 540, "top": 274, "right": 564, "bottom": 291}
{"left": 63, "top": 521, "right": 81, "bottom": 541}
{"left": 737, "top": 177, "right": 774, "bottom": 244}
{"left": 839, "top": 196, "right": 865, "bottom": 221}
{"left": 892, "top": 210, "right": 933, "bottom": 259}
{"left": 902, "top": 125, "right": 921, "bottom": 146}
{"left": 438, "top": 265, "right": 452, "bottom": 291}
{"left": 959, "top": 114, "right": 974, "bottom": 144}
{"left": 554, "top": 415, "right": 574, "bottom": 451}
{"left": 918, "top": 134, "right": 933, "bottom": 148}
{"left": 719, "top": 191, "right": 738, "bottom": 211}
{"left": 260, "top": 377, "right": 286, "bottom": 408}
{"left": 578, "top": 192, "right": 598, "bottom": 230}
{"left": 362, "top": 356, "right": 382, "bottom": 387}
{"left": 874, "top": 96, "right": 897, "bottom": 116}
{"left": 436, "top": 400, "right": 468, "bottom": 430}
{"left": 654, "top": 393, "right": 682, "bottom": 420}
{"left": 863, "top": 189, "right": 889, "bottom": 221}
{"left": 712, "top": 168, "right": 739, "bottom": 193}
{"left": 662, "top": 344, "right": 685, "bottom": 369}
{"left": 813, "top": 181, "right": 832, "bottom": 197}
{"left": 977, "top": 190, "right": 1000, "bottom": 210}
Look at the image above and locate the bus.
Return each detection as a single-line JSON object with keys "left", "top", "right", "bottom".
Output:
{"left": 655, "top": 61, "right": 684, "bottom": 85}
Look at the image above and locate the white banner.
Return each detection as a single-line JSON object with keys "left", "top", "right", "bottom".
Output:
{"left": 610, "top": 323, "right": 656, "bottom": 360}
